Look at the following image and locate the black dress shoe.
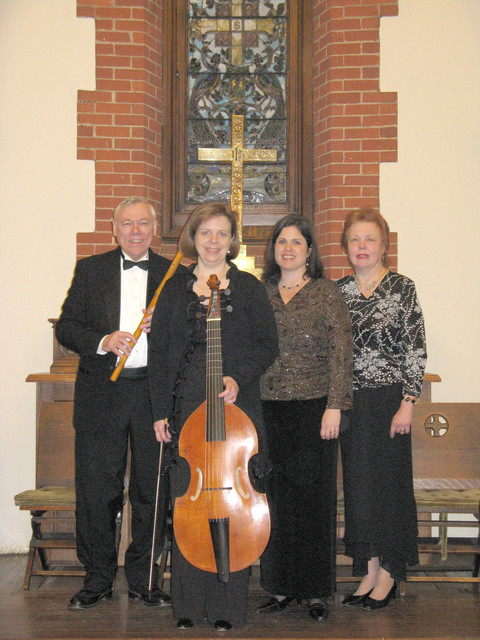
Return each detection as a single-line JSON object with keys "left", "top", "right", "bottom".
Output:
{"left": 214, "top": 619, "right": 232, "bottom": 631}
{"left": 255, "top": 596, "right": 295, "bottom": 613}
{"left": 342, "top": 588, "right": 373, "bottom": 606}
{"left": 362, "top": 582, "right": 397, "bottom": 611}
{"left": 68, "top": 586, "right": 113, "bottom": 610}
{"left": 128, "top": 586, "right": 171, "bottom": 607}
{"left": 177, "top": 618, "right": 194, "bottom": 629}
{"left": 308, "top": 601, "right": 329, "bottom": 621}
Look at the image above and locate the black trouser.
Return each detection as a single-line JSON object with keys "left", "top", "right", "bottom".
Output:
{"left": 260, "top": 397, "right": 338, "bottom": 599}
{"left": 74, "top": 376, "right": 169, "bottom": 591}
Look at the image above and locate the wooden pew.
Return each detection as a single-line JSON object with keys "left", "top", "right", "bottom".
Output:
{"left": 408, "top": 402, "right": 480, "bottom": 585}
{"left": 336, "top": 402, "right": 480, "bottom": 590}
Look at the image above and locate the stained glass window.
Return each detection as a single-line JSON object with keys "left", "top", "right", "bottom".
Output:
{"left": 162, "top": 0, "right": 312, "bottom": 240}
{"left": 187, "top": 0, "right": 287, "bottom": 205}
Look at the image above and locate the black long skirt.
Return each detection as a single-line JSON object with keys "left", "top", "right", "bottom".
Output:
{"left": 260, "top": 397, "right": 338, "bottom": 599}
{"left": 169, "top": 396, "right": 250, "bottom": 628}
{"left": 340, "top": 383, "right": 419, "bottom": 581}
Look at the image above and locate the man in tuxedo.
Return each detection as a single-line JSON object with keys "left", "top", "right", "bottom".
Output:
{"left": 56, "top": 197, "right": 176, "bottom": 610}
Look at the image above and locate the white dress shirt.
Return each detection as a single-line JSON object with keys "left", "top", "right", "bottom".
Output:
{"left": 97, "top": 253, "right": 149, "bottom": 367}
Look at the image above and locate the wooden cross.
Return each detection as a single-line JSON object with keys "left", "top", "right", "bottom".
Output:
{"left": 198, "top": 114, "right": 277, "bottom": 243}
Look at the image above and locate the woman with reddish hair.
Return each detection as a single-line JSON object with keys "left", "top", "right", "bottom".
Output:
{"left": 338, "top": 208, "right": 427, "bottom": 611}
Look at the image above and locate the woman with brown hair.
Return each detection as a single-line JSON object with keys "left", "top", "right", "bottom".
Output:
{"left": 256, "top": 214, "right": 353, "bottom": 621}
{"left": 148, "top": 202, "right": 278, "bottom": 631}
{"left": 338, "top": 208, "right": 427, "bottom": 610}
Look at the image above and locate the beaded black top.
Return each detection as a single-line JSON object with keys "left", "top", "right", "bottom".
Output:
{"left": 338, "top": 271, "right": 427, "bottom": 396}
{"left": 260, "top": 278, "right": 353, "bottom": 409}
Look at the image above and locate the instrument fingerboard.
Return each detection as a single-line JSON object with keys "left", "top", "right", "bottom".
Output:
{"left": 206, "top": 276, "right": 225, "bottom": 442}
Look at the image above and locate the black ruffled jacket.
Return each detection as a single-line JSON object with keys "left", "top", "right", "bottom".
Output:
{"left": 148, "top": 262, "right": 279, "bottom": 440}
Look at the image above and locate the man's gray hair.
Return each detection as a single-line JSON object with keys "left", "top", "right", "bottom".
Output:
{"left": 113, "top": 197, "right": 156, "bottom": 222}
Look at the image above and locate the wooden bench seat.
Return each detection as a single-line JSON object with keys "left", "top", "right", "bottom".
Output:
{"left": 14, "top": 401, "right": 124, "bottom": 589}
{"left": 408, "top": 403, "right": 480, "bottom": 583}
{"left": 336, "top": 403, "right": 480, "bottom": 589}
{"left": 14, "top": 486, "right": 82, "bottom": 589}
{"left": 13, "top": 403, "right": 83, "bottom": 589}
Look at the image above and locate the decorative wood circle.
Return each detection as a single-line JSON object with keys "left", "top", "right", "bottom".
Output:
{"left": 424, "top": 413, "right": 449, "bottom": 437}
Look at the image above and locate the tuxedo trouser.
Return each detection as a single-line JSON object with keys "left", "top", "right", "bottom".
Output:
{"left": 74, "top": 375, "right": 169, "bottom": 591}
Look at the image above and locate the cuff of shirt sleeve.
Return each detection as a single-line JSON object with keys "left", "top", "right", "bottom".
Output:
{"left": 97, "top": 335, "right": 109, "bottom": 355}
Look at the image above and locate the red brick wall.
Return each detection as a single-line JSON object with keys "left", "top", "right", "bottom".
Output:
{"left": 76, "top": 0, "right": 179, "bottom": 259}
{"left": 75, "top": 0, "right": 399, "bottom": 272}
{"left": 313, "top": 0, "right": 398, "bottom": 278}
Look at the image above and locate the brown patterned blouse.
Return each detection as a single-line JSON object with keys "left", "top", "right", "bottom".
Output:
{"left": 260, "top": 278, "right": 353, "bottom": 409}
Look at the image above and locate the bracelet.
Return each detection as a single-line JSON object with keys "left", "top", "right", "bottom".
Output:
{"left": 403, "top": 395, "right": 417, "bottom": 404}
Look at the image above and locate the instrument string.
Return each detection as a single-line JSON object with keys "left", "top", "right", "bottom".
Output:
{"left": 206, "top": 314, "right": 213, "bottom": 520}
{"left": 213, "top": 315, "right": 223, "bottom": 519}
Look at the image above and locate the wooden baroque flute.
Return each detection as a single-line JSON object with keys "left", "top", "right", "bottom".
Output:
{"left": 110, "top": 250, "right": 183, "bottom": 382}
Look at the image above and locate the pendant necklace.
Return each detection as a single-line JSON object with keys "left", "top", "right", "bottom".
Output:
{"left": 355, "top": 268, "right": 386, "bottom": 292}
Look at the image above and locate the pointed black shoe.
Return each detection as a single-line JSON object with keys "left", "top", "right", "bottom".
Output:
{"left": 255, "top": 596, "right": 295, "bottom": 613}
{"left": 214, "top": 619, "right": 232, "bottom": 631}
{"left": 362, "top": 582, "right": 397, "bottom": 611}
{"left": 308, "top": 600, "right": 329, "bottom": 621}
{"left": 176, "top": 618, "right": 194, "bottom": 629}
{"left": 128, "top": 586, "right": 171, "bottom": 607}
{"left": 68, "top": 586, "right": 113, "bottom": 610}
{"left": 342, "top": 588, "right": 373, "bottom": 606}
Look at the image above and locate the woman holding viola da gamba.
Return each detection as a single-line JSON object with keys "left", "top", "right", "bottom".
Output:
{"left": 256, "top": 214, "right": 353, "bottom": 622}
{"left": 148, "top": 202, "right": 278, "bottom": 631}
{"left": 338, "top": 208, "right": 427, "bottom": 611}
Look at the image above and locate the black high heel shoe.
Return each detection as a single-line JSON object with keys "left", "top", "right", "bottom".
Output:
{"left": 255, "top": 596, "right": 295, "bottom": 613}
{"left": 176, "top": 618, "right": 194, "bottom": 629}
{"left": 362, "top": 582, "right": 397, "bottom": 611}
{"left": 214, "top": 619, "right": 232, "bottom": 631}
{"left": 342, "top": 588, "right": 373, "bottom": 606}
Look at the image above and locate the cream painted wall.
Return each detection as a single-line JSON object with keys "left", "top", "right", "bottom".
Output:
{"left": 380, "top": 0, "right": 480, "bottom": 402}
{"left": 0, "top": 0, "right": 95, "bottom": 551}
{"left": 0, "top": 0, "right": 478, "bottom": 551}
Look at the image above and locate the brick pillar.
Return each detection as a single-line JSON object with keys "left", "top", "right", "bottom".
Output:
{"left": 313, "top": 0, "right": 399, "bottom": 278}
{"left": 76, "top": 1, "right": 177, "bottom": 259}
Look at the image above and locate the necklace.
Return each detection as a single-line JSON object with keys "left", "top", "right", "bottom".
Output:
{"left": 279, "top": 276, "right": 307, "bottom": 290}
{"left": 354, "top": 269, "right": 386, "bottom": 292}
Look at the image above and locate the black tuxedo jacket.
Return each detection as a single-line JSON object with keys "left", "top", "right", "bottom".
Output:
{"left": 56, "top": 247, "right": 175, "bottom": 430}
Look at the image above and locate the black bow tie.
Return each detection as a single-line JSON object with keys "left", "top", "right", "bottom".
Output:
{"left": 122, "top": 259, "right": 149, "bottom": 271}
